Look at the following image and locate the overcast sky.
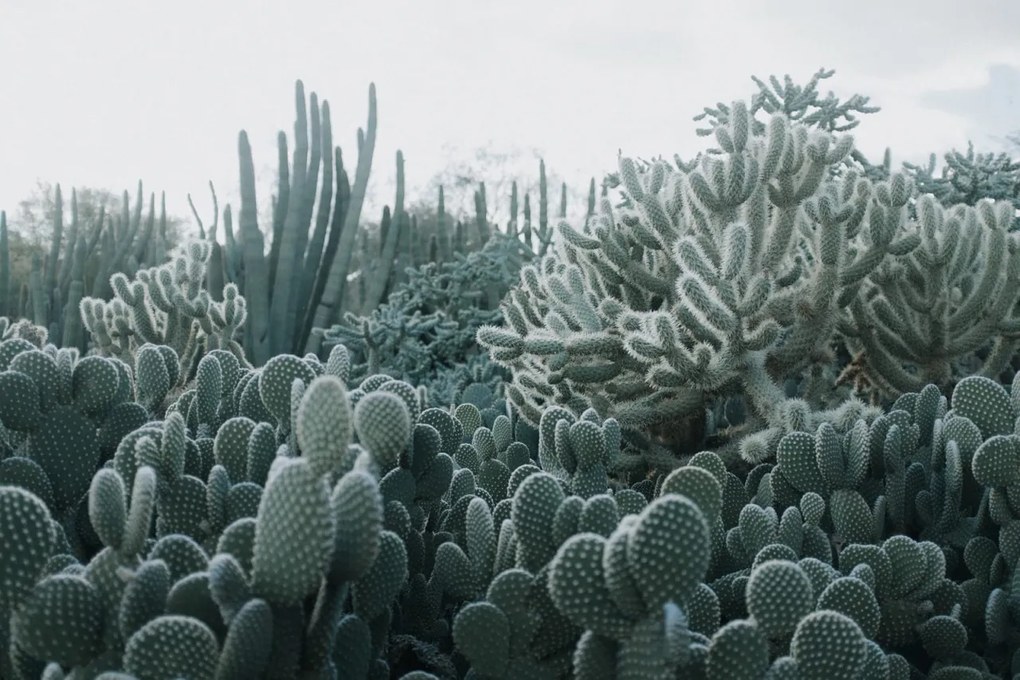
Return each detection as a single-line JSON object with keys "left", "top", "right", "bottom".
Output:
{"left": 1, "top": 0, "right": 1018, "bottom": 232}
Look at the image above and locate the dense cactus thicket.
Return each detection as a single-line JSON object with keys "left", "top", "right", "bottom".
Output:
{"left": 1, "top": 68, "right": 1020, "bottom": 680}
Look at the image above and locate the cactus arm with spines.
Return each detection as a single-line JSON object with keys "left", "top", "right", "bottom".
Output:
{"left": 843, "top": 197, "right": 1020, "bottom": 397}
{"left": 296, "top": 101, "right": 335, "bottom": 350}
{"left": 237, "top": 130, "right": 271, "bottom": 364}
{"left": 81, "top": 242, "right": 249, "bottom": 374}
{"left": 307, "top": 83, "right": 378, "bottom": 352}
{"left": 479, "top": 103, "right": 945, "bottom": 469}
{"left": 268, "top": 81, "right": 311, "bottom": 357}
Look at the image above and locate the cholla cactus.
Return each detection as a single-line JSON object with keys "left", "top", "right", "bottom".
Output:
{"left": 839, "top": 196, "right": 1020, "bottom": 396}
{"left": 0, "top": 318, "right": 49, "bottom": 348}
{"left": 80, "top": 241, "right": 248, "bottom": 375}
{"left": 479, "top": 101, "right": 918, "bottom": 440}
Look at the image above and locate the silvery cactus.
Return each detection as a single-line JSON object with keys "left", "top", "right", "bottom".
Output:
{"left": 80, "top": 241, "right": 248, "bottom": 377}
{"left": 479, "top": 99, "right": 1020, "bottom": 459}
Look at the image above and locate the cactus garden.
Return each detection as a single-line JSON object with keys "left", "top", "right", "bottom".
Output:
{"left": 1, "top": 67, "right": 1020, "bottom": 680}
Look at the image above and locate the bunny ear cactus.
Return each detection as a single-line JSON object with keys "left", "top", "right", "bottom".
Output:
{"left": 213, "top": 417, "right": 256, "bottom": 484}
{"left": 548, "top": 532, "right": 633, "bottom": 639}
{"left": 134, "top": 345, "right": 173, "bottom": 413}
{"left": 354, "top": 390, "right": 412, "bottom": 471}
{"left": 659, "top": 465, "right": 723, "bottom": 527}
{"left": 452, "top": 601, "right": 511, "bottom": 677}
{"left": 0, "top": 486, "right": 56, "bottom": 613}
{"left": 87, "top": 469, "right": 127, "bottom": 553}
{"left": 71, "top": 355, "right": 123, "bottom": 419}
{"left": 706, "top": 619, "right": 770, "bottom": 680}
{"left": 790, "top": 610, "right": 868, "bottom": 680}
{"left": 251, "top": 458, "right": 335, "bottom": 605}
{"left": 511, "top": 472, "right": 567, "bottom": 572}
{"left": 214, "top": 597, "right": 275, "bottom": 680}
{"left": 258, "top": 353, "right": 317, "bottom": 430}
{"left": 627, "top": 494, "right": 712, "bottom": 610}
{"left": 148, "top": 416, "right": 211, "bottom": 541}
{"left": 745, "top": 560, "right": 815, "bottom": 639}
{"left": 0, "top": 349, "right": 104, "bottom": 520}
{"left": 11, "top": 573, "right": 105, "bottom": 668}
{"left": 547, "top": 492, "right": 712, "bottom": 676}
{"left": 351, "top": 529, "right": 408, "bottom": 620}
{"left": 0, "top": 370, "right": 43, "bottom": 431}
{"left": 0, "top": 345, "right": 138, "bottom": 547}
{"left": 123, "top": 615, "right": 219, "bottom": 680}
{"left": 148, "top": 534, "right": 209, "bottom": 584}
{"left": 324, "top": 342, "right": 351, "bottom": 382}
{"left": 815, "top": 576, "right": 882, "bottom": 639}
{"left": 297, "top": 374, "right": 354, "bottom": 477}
{"left": 328, "top": 471, "right": 384, "bottom": 584}
{"left": 951, "top": 376, "right": 1018, "bottom": 440}
{"left": 536, "top": 407, "right": 619, "bottom": 499}
{"left": 117, "top": 558, "right": 172, "bottom": 642}
{"left": 193, "top": 353, "right": 223, "bottom": 435}
{"left": 837, "top": 534, "right": 947, "bottom": 647}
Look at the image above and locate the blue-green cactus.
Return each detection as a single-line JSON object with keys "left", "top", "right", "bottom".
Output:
{"left": 0, "top": 485, "right": 56, "bottom": 612}
{"left": 251, "top": 458, "right": 334, "bottom": 604}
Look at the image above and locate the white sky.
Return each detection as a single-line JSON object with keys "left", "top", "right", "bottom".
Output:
{"left": 1, "top": 0, "right": 1018, "bottom": 232}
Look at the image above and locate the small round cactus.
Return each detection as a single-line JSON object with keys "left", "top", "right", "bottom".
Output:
{"left": 790, "top": 610, "right": 867, "bottom": 680}
{"left": 354, "top": 392, "right": 411, "bottom": 469}
{"left": 124, "top": 615, "right": 220, "bottom": 680}
{"left": 297, "top": 375, "right": 354, "bottom": 477}
{"left": 746, "top": 560, "right": 814, "bottom": 639}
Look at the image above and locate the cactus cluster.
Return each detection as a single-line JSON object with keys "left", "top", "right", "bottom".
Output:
{"left": 1, "top": 67, "right": 1020, "bottom": 679}
{"left": 0, "top": 323, "right": 1018, "bottom": 678}
{"left": 3, "top": 185, "right": 177, "bottom": 351}
{"left": 81, "top": 242, "right": 247, "bottom": 376}
{"left": 477, "top": 74, "right": 1020, "bottom": 476}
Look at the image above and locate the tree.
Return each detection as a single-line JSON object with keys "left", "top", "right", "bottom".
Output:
{"left": 407, "top": 142, "right": 590, "bottom": 228}
{"left": 1006, "top": 129, "right": 1020, "bottom": 153}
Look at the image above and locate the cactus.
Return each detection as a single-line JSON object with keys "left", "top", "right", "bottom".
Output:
{"left": 843, "top": 197, "right": 1020, "bottom": 397}
{"left": 1, "top": 66, "right": 1020, "bottom": 680}
{"left": 251, "top": 459, "right": 334, "bottom": 605}
{"left": 11, "top": 573, "right": 105, "bottom": 667}
{"left": 123, "top": 615, "right": 219, "bottom": 680}
{"left": 306, "top": 84, "right": 378, "bottom": 353}
{"left": 706, "top": 619, "right": 769, "bottom": 680}
{"left": 354, "top": 391, "right": 412, "bottom": 470}
{"left": 745, "top": 560, "right": 814, "bottom": 638}
{"left": 0, "top": 486, "right": 56, "bottom": 612}
{"left": 215, "top": 597, "right": 275, "bottom": 678}
{"left": 80, "top": 241, "right": 248, "bottom": 372}
{"left": 815, "top": 576, "right": 882, "bottom": 639}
